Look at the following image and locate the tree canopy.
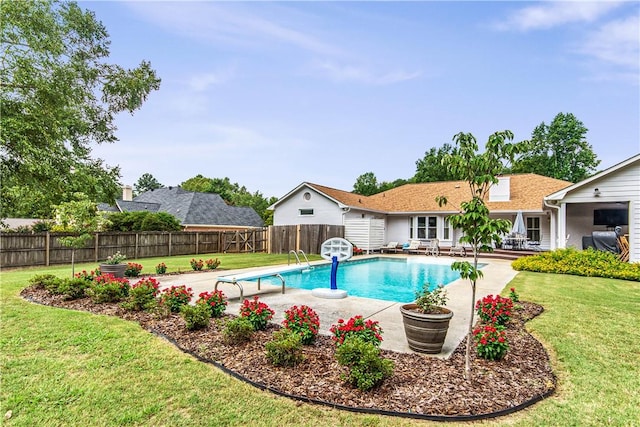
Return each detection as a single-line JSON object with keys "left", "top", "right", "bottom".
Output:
{"left": 510, "top": 112, "right": 600, "bottom": 183}
{"left": 134, "top": 173, "right": 163, "bottom": 196}
{"left": 1, "top": 0, "right": 161, "bottom": 218}
{"left": 413, "top": 143, "right": 461, "bottom": 183}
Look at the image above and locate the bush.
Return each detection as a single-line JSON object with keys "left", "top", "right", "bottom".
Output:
{"left": 124, "top": 262, "right": 143, "bottom": 278}
{"left": 122, "top": 277, "right": 160, "bottom": 311}
{"left": 160, "top": 285, "right": 193, "bottom": 312}
{"left": 330, "top": 315, "right": 383, "bottom": 347}
{"left": 239, "top": 296, "right": 275, "bottom": 331}
{"left": 223, "top": 317, "right": 254, "bottom": 344}
{"left": 475, "top": 294, "right": 513, "bottom": 326}
{"left": 473, "top": 324, "right": 508, "bottom": 360}
{"left": 29, "top": 274, "right": 61, "bottom": 292}
{"left": 205, "top": 258, "right": 221, "bottom": 270}
{"left": 196, "top": 290, "right": 227, "bottom": 318}
{"left": 105, "top": 211, "right": 181, "bottom": 232}
{"left": 181, "top": 303, "right": 211, "bottom": 331}
{"left": 155, "top": 262, "right": 167, "bottom": 274}
{"left": 282, "top": 305, "right": 320, "bottom": 345}
{"left": 87, "top": 274, "right": 130, "bottom": 303}
{"left": 335, "top": 337, "right": 394, "bottom": 391}
{"left": 58, "top": 277, "right": 90, "bottom": 300}
{"left": 74, "top": 270, "right": 98, "bottom": 281}
{"left": 512, "top": 248, "right": 640, "bottom": 281}
{"left": 265, "top": 329, "right": 304, "bottom": 367}
{"left": 190, "top": 259, "right": 204, "bottom": 271}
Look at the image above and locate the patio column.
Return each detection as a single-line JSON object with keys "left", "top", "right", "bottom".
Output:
{"left": 558, "top": 203, "right": 567, "bottom": 249}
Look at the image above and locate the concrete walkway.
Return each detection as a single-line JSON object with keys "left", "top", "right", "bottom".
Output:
{"left": 154, "top": 255, "right": 518, "bottom": 358}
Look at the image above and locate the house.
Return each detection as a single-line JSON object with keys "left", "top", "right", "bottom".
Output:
{"left": 544, "top": 153, "right": 639, "bottom": 262}
{"left": 270, "top": 174, "right": 572, "bottom": 252}
{"left": 101, "top": 186, "right": 264, "bottom": 231}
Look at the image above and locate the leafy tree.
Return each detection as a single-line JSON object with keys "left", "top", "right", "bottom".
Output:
{"left": 1, "top": 1, "right": 161, "bottom": 218}
{"left": 437, "top": 130, "right": 526, "bottom": 380}
{"left": 180, "top": 175, "right": 215, "bottom": 193}
{"left": 413, "top": 143, "right": 461, "bottom": 182}
{"left": 511, "top": 112, "right": 600, "bottom": 183}
{"left": 104, "top": 211, "right": 181, "bottom": 231}
{"left": 51, "top": 193, "right": 106, "bottom": 276}
{"left": 379, "top": 178, "right": 410, "bottom": 192}
{"left": 134, "top": 173, "right": 162, "bottom": 196}
{"left": 353, "top": 172, "right": 379, "bottom": 196}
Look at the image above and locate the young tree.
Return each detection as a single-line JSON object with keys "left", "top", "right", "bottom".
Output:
{"left": 1, "top": 1, "right": 161, "bottom": 218}
{"left": 511, "top": 112, "right": 600, "bottom": 183}
{"left": 52, "top": 193, "right": 106, "bottom": 276}
{"left": 437, "top": 130, "right": 526, "bottom": 380}
{"left": 134, "top": 173, "right": 163, "bottom": 196}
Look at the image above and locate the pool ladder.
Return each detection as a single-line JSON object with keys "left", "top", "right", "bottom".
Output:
{"left": 288, "top": 250, "right": 312, "bottom": 270}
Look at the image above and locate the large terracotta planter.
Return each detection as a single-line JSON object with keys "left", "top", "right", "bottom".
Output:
{"left": 99, "top": 263, "right": 127, "bottom": 278}
{"left": 400, "top": 303, "right": 453, "bottom": 354}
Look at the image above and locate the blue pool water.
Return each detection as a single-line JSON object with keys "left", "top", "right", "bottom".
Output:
{"left": 252, "top": 257, "right": 468, "bottom": 303}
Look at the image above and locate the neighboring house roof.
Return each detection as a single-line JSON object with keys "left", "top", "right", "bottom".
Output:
{"left": 105, "top": 187, "right": 264, "bottom": 228}
{"left": 545, "top": 153, "right": 640, "bottom": 201}
{"left": 278, "top": 174, "right": 571, "bottom": 214}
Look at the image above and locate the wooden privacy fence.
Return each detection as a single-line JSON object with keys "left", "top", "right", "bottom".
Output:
{"left": 0, "top": 229, "right": 269, "bottom": 268}
{"left": 268, "top": 224, "right": 344, "bottom": 255}
{"left": 0, "top": 225, "right": 344, "bottom": 268}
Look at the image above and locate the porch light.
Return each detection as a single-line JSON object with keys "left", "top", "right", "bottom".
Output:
{"left": 594, "top": 188, "right": 601, "bottom": 197}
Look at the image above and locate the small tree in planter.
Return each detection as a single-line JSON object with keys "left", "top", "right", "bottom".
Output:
{"left": 437, "top": 130, "right": 525, "bottom": 380}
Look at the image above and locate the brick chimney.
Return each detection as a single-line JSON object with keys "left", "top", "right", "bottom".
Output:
{"left": 122, "top": 185, "right": 133, "bottom": 201}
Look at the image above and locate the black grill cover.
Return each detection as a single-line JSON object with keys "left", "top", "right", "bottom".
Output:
{"left": 592, "top": 231, "right": 620, "bottom": 254}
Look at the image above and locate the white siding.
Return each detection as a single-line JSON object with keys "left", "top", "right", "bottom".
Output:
{"left": 344, "top": 219, "right": 385, "bottom": 252}
{"left": 273, "top": 187, "right": 344, "bottom": 225}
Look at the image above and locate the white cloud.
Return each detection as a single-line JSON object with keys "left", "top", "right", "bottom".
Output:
{"left": 495, "top": 1, "right": 623, "bottom": 31}
{"left": 311, "top": 60, "right": 422, "bottom": 85}
{"left": 187, "top": 68, "right": 235, "bottom": 92}
{"left": 579, "top": 15, "right": 640, "bottom": 69}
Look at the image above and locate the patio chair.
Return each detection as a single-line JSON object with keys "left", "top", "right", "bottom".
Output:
{"left": 381, "top": 241, "right": 399, "bottom": 254}
{"left": 426, "top": 239, "right": 440, "bottom": 256}
{"left": 449, "top": 239, "right": 466, "bottom": 257}
{"left": 406, "top": 240, "right": 422, "bottom": 254}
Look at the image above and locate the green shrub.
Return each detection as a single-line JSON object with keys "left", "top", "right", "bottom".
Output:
{"left": 160, "top": 285, "right": 193, "bottom": 313}
{"left": 265, "top": 329, "right": 304, "bottom": 367}
{"left": 223, "top": 317, "right": 254, "bottom": 345}
{"left": 87, "top": 274, "right": 130, "bottom": 303}
{"left": 335, "top": 337, "right": 394, "bottom": 391}
{"left": 181, "top": 304, "right": 211, "bottom": 331}
{"left": 512, "top": 248, "right": 640, "bottom": 281}
{"left": 122, "top": 278, "right": 160, "bottom": 311}
{"left": 58, "top": 278, "right": 90, "bottom": 300}
{"left": 29, "top": 274, "right": 62, "bottom": 292}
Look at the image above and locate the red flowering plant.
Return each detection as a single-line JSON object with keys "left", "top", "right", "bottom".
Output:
{"left": 508, "top": 287, "right": 520, "bottom": 302}
{"left": 74, "top": 269, "right": 99, "bottom": 281}
{"left": 87, "top": 273, "right": 130, "bottom": 303}
{"left": 197, "top": 290, "right": 227, "bottom": 318}
{"left": 205, "top": 258, "right": 221, "bottom": 270}
{"left": 160, "top": 285, "right": 194, "bottom": 312}
{"left": 190, "top": 259, "right": 204, "bottom": 271}
{"left": 282, "top": 305, "right": 320, "bottom": 345}
{"left": 155, "top": 262, "right": 167, "bottom": 274}
{"left": 124, "top": 262, "right": 143, "bottom": 278}
{"left": 123, "top": 277, "right": 160, "bottom": 311}
{"left": 239, "top": 296, "right": 275, "bottom": 330}
{"left": 329, "top": 315, "right": 383, "bottom": 348}
{"left": 475, "top": 294, "right": 513, "bottom": 326}
{"left": 473, "top": 324, "right": 508, "bottom": 360}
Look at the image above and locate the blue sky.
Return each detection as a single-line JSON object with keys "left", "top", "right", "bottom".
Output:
{"left": 84, "top": 1, "right": 640, "bottom": 199}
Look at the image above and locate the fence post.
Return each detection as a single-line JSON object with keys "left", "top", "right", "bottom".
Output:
{"left": 94, "top": 233, "right": 99, "bottom": 262}
{"left": 135, "top": 233, "right": 139, "bottom": 259}
{"left": 168, "top": 232, "right": 172, "bottom": 257}
{"left": 195, "top": 232, "right": 199, "bottom": 255}
{"left": 45, "top": 232, "right": 50, "bottom": 266}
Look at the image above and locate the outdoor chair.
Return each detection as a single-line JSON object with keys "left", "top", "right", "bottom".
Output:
{"left": 449, "top": 239, "right": 466, "bottom": 257}
{"left": 381, "top": 241, "right": 399, "bottom": 254}
{"left": 426, "top": 239, "right": 440, "bottom": 256}
{"left": 405, "top": 240, "right": 422, "bottom": 254}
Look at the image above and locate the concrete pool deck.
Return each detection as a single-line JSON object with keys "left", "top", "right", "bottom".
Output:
{"left": 154, "top": 255, "right": 518, "bottom": 358}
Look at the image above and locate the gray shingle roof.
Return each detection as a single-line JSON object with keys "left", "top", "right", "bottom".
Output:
{"left": 114, "top": 187, "right": 263, "bottom": 227}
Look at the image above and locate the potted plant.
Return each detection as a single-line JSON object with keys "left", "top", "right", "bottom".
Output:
{"left": 99, "top": 251, "right": 127, "bottom": 278}
{"left": 399, "top": 284, "right": 453, "bottom": 354}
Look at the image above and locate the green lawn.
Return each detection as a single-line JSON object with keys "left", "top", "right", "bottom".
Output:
{"left": 1, "top": 254, "right": 639, "bottom": 426}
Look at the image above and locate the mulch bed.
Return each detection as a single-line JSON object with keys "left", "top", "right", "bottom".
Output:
{"left": 21, "top": 286, "right": 555, "bottom": 420}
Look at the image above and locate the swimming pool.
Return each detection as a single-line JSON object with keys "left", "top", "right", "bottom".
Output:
{"left": 250, "top": 257, "right": 471, "bottom": 303}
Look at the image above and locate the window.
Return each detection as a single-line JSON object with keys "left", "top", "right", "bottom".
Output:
{"left": 299, "top": 209, "right": 314, "bottom": 216}
{"left": 443, "top": 217, "right": 451, "bottom": 240}
{"left": 527, "top": 217, "right": 540, "bottom": 242}
{"left": 303, "top": 192, "right": 311, "bottom": 201}
{"left": 415, "top": 216, "right": 437, "bottom": 239}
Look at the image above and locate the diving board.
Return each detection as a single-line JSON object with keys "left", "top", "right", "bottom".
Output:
{"left": 214, "top": 265, "right": 309, "bottom": 300}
